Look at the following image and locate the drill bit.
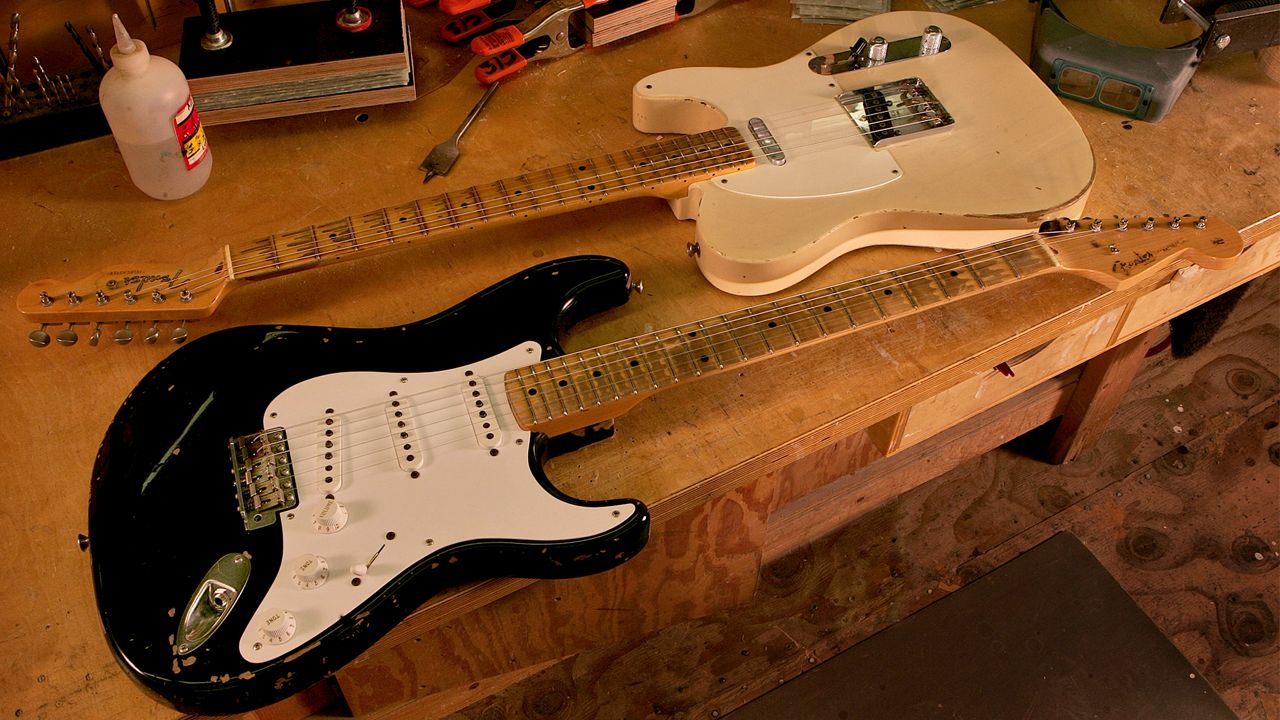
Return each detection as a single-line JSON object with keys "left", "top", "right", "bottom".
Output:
{"left": 86, "top": 25, "right": 110, "bottom": 70}
{"left": 4, "top": 13, "right": 19, "bottom": 112}
{"left": 31, "top": 56, "right": 52, "bottom": 106}
{"left": 65, "top": 22, "right": 107, "bottom": 74}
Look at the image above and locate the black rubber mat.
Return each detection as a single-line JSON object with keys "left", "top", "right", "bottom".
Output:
{"left": 730, "top": 532, "right": 1236, "bottom": 720}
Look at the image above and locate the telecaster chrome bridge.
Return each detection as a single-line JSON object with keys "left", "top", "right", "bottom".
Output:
{"left": 838, "top": 77, "right": 954, "bottom": 148}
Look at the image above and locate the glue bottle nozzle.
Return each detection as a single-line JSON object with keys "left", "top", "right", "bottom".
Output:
{"left": 111, "top": 14, "right": 137, "bottom": 54}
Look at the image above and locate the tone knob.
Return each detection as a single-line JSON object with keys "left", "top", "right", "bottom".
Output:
{"left": 291, "top": 554, "right": 330, "bottom": 589}
{"left": 312, "top": 497, "right": 349, "bottom": 533}
{"left": 259, "top": 608, "right": 297, "bottom": 645}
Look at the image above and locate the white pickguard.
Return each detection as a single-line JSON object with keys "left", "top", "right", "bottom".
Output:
{"left": 237, "top": 342, "right": 639, "bottom": 664}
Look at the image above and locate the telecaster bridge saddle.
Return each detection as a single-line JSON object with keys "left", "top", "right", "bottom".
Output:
{"left": 838, "top": 77, "right": 954, "bottom": 148}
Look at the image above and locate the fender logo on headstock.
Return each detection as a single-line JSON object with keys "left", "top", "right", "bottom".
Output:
{"left": 1111, "top": 240, "right": 1180, "bottom": 274}
{"left": 120, "top": 268, "right": 185, "bottom": 289}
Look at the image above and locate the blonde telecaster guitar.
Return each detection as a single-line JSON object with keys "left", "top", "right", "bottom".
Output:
{"left": 18, "top": 11, "right": 1092, "bottom": 346}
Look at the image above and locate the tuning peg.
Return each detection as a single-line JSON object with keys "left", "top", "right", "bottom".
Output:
{"left": 113, "top": 322, "right": 134, "bottom": 345}
{"left": 95, "top": 290, "right": 109, "bottom": 305}
{"left": 1143, "top": 217, "right": 1155, "bottom": 231}
{"left": 39, "top": 291, "right": 53, "bottom": 307}
{"left": 1064, "top": 218, "right": 1077, "bottom": 232}
{"left": 67, "top": 290, "right": 82, "bottom": 305}
{"left": 1117, "top": 217, "right": 1129, "bottom": 231}
{"left": 56, "top": 324, "right": 79, "bottom": 347}
{"left": 1170, "top": 216, "right": 1181, "bottom": 230}
{"left": 170, "top": 321, "right": 189, "bottom": 344}
{"left": 28, "top": 324, "right": 51, "bottom": 348}
{"left": 145, "top": 321, "right": 161, "bottom": 344}
{"left": 123, "top": 289, "right": 137, "bottom": 305}
{"left": 151, "top": 289, "right": 166, "bottom": 304}
{"left": 88, "top": 323, "right": 102, "bottom": 346}
{"left": 1195, "top": 215, "right": 1207, "bottom": 229}
{"left": 1090, "top": 218, "right": 1102, "bottom": 232}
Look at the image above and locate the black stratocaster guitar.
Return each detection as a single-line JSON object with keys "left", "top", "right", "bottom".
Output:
{"left": 90, "top": 216, "right": 1240, "bottom": 713}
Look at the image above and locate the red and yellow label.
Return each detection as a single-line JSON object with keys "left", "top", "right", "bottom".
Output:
{"left": 173, "top": 96, "right": 209, "bottom": 170}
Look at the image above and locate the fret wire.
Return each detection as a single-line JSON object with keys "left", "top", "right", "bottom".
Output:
{"left": 859, "top": 279, "right": 888, "bottom": 318}
{"left": 307, "top": 225, "right": 322, "bottom": 264}
{"left": 516, "top": 174, "right": 540, "bottom": 211}
{"left": 583, "top": 158, "right": 605, "bottom": 196}
{"left": 344, "top": 216, "right": 359, "bottom": 251}
{"left": 958, "top": 252, "right": 987, "bottom": 288}
{"left": 771, "top": 301, "right": 801, "bottom": 345}
{"left": 654, "top": 333, "right": 683, "bottom": 382}
{"left": 379, "top": 207, "right": 394, "bottom": 244}
{"left": 722, "top": 314, "right": 750, "bottom": 361}
{"left": 602, "top": 348, "right": 628, "bottom": 399}
{"left": 494, "top": 179, "right": 517, "bottom": 217}
{"left": 576, "top": 352, "right": 605, "bottom": 406}
{"left": 542, "top": 360, "right": 572, "bottom": 417}
{"left": 612, "top": 342, "right": 642, "bottom": 395}
{"left": 835, "top": 289, "right": 859, "bottom": 329}
{"left": 558, "top": 356, "right": 586, "bottom": 410}
{"left": 523, "top": 364, "right": 556, "bottom": 420}
{"left": 604, "top": 153, "right": 628, "bottom": 192}
{"left": 543, "top": 167, "right": 566, "bottom": 205}
{"left": 696, "top": 321, "right": 725, "bottom": 368}
{"left": 622, "top": 148, "right": 648, "bottom": 188}
{"left": 467, "top": 186, "right": 488, "bottom": 223}
{"left": 677, "top": 329, "right": 704, "bottom": 376}
{"left": 751, "top": 309, "right": 776, "bottom": 353}
{"left": 635, "top": 338, "right": 660, "bottom": 388}
{"left": 514, "top": 368, "right": 540, "bottom": 425}
{"left": 800, "top": 293, "right": 829, "bottom": 336}
{"left": 923, "top": 261, "right": 952, "bottom": 298}
{"left": 411, "top": 199, "right": 430, "bottom": 237}
{"left": 993, "top": 243, "right": 1022, "bottom": 278}
{"left": 889, "top": 270, "right": 919, "bottom": 308}
{"left": 594, "top": 349, "right": 623, "bottom": 401}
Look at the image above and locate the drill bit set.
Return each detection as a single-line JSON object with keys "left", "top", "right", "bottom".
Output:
{"left": 1, "top": 12, "right": 113, "bottom": 160}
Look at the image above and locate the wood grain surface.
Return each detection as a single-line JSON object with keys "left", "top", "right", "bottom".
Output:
{"left": 1, "top": 1, "right": 1276, "bottom": 719}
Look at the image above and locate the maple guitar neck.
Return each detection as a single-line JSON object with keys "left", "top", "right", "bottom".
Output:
{"left": 227, "top": 128, "right": 755, "bottom": 280}
{"left": 504, "top": 216, "right": 1244, "bottom": 437}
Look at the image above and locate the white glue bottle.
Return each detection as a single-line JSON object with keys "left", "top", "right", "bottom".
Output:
{"left": 99, "top": 14, "right": 212, "bottom": 200}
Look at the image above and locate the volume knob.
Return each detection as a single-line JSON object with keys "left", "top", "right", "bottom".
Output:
{"left": 312, "top": 498, "right": 349, "bottom": 533}
{"left": 259, "top": 608, "right": 297, "bottom": 644}
{"left": 291, "top": 554, "right": 330, "bottom": 589}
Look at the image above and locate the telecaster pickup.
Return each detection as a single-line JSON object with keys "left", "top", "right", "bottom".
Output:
{"left": 837, "top": 77, "right": 954, "bottom": 148}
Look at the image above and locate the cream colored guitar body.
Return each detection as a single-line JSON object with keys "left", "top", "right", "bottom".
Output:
{"left": 633, "top": 11, "right": 1095, "bottom": 295}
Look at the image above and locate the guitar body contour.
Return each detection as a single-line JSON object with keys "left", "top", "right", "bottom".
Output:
{"left": 88, "top": 256, "right": 649, "bottom": 714}
{"left": 633, "top": 11, "right": 1095, "bottom": 295}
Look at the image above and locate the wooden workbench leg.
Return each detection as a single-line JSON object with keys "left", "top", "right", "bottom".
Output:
{"left": 1048, "top": 328, "right": 1159, "bottom": 464}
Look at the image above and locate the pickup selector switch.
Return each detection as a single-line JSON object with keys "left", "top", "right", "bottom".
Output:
{"left": 291, "top": 554, "right": 330, "bottom": 588}
{"left": 312, "top": 498, "right": 349, "bottom": 533}
{"left": 259, "top": 608, "right": 297, "bottom": 644}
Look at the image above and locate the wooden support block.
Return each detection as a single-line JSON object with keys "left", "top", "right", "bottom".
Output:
{"left": 1048, "top": 328, "right": 1158, "bottom": 464}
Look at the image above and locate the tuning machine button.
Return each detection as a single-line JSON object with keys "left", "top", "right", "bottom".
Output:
{"left": 291, "top": 554, "right": 330, "bottom": 589}
{"left": 28, "top": 324, "right": 51, "bottom": 348}
{"left": 56, "top": 325, "right": 78, "bottom": 347}
{"left": 312, "top": 497, "right": 349, "bottom": 533}
{"left": 114, "top": 322, "right": 134, "bottom": 345}
{"left": 171, "top": 321, "right": 189, "bottom": 344}
{"left": 258, "top": 608, "right": 297, "bottom": 644}
{"left": 89, "top": 323, "right": 102, "bottom": 346}
{"left": 145, "top": 321, "right": 161, "bottom": 344}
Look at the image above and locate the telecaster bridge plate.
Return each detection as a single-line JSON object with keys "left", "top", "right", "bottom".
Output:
{"left": 838, "top": 77, "right": 954, "bottom": 148}
{"left": 232, "top": 427, "right": 298, "bottom": 530}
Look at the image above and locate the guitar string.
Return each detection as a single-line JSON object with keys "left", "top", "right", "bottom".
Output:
{"left": 198, "top": 87, "right": 945, "bottom": 283}
{"left": 272, "top": 227, "right": 1119, "bottom": 487}
{"left": 88, "top": 103, "right": 952, "bottom": 300}
{"left": 264, "top": 224, "right": 1103, "bottom": 468}
{"left": 186, "top": 102, "right": 948, "bottom": 289}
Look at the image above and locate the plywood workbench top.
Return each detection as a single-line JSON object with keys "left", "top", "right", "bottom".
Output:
{"left": 0, "top": 1, "right": 1276, "bottom": 718}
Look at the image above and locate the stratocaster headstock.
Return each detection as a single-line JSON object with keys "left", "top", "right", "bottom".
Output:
{"left": 1050, "top": 214, "right": 1242, "bottom": 289}
{"left": 17, "top": 254, "right": 231, "bottom": 348}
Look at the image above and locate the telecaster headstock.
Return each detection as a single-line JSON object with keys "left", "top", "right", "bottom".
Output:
{"left": 1050, "top": 214, "right": 1242, "bottom": 289}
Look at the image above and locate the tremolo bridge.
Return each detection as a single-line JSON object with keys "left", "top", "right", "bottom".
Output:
{"left": 232, "top": 428, "right": 297, "bottom": 530}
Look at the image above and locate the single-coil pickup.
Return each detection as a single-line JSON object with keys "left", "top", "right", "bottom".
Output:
{"left": 386, "top": 397, "right": 425, "bottom": 471}
{"left": 314, "top": 414, "right": 344, "bottom": 492}
{"left": 464, "top": 378, "right": 502, "bottom": 449}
